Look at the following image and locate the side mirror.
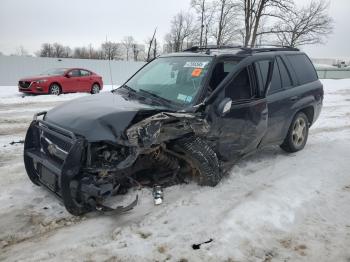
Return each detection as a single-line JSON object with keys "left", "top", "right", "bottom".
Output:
{"left": 65, "top": 74, "right": 70, "bottom": 78}
{"left": 216, "top": 97, "right": 232, "bottom": 116}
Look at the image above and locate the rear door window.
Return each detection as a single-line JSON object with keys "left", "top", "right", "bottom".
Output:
{"left": 286, "top": 54, "right": 318, "bottom": 84}
{"left": 68, "top": 69, "right": 81, "bottom": 77}
{"left": 80, "top": 70, "right": 91, "bottom": 76}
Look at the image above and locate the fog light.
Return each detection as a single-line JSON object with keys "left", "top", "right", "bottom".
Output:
{"left": 36, "top": 87, "right": 43, "bottom": 91}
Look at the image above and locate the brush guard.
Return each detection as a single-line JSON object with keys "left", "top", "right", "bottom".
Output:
{"left": 24, "top": 111, "right": 138, "bottom": 216}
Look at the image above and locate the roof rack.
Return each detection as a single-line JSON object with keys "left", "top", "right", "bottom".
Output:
{"left": 183, "top": 45, "right": 299, "bottom": 55}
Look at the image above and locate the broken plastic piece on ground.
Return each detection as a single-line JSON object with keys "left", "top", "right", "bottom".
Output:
{"left": 9, "top": 140, "right": 24, "bottom": 145}
{"left": 192, "top": 238, "right": 214, "bottom": 250}
{"left": 96, "top": 194, "right": 138, "bottom": 216}
{"left": 153, "top": 185, "right": 163, "bottom": 205}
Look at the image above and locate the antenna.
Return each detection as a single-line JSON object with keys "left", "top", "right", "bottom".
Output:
{"left": 106, "top": 35, "right": 115, "bottom": 90}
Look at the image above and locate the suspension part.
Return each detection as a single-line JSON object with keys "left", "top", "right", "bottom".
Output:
{"left": 152, "top": 149, "right": 179, "bottom": 170}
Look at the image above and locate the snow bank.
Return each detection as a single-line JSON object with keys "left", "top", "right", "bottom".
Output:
{"left": 0, "top": 85, "right": 117, "bottom": 104}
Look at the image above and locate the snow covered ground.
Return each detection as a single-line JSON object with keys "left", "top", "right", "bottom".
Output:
{"left": 0, "top": 80, "right": 350, "bottom": 261}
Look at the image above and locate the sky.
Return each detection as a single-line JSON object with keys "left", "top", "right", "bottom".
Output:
{"left": 0, "top": 0, "right": 349, "bottom": 58}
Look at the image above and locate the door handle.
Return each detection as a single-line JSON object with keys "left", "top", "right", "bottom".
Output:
{"left": 290, "top": 96, "right": 299, "bottom": 101}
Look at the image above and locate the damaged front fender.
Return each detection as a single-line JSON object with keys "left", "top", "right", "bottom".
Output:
{"left": 126, "top": 112, "right": 210, "bottom": 148}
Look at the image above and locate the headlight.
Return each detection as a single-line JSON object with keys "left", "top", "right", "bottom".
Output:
{"left": 36, "top": 79, "right": 48, "bottom": 83}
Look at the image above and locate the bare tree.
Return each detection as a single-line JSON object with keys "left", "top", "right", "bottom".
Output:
{"left": 191, "top": 0, "right": 206, "bottom": 47}
{"left": 86, "top": 44, "right": 104, "bottom": 60}
{"left": 132, "top": 44, "right": 141, "bottom": 61}
{"left": 203, "top": 4, "right": 216, "bottom": 47}
{"left": 121, "top": 36, "right": 135, "bottom": 61}
{"left": 37, "top": 43, "right": 71, "bottom": 58}
{"left": 88, "top": 44, "right": 96, "bottom": 59}
{"left": 212, "top": 0, "right": 240, "bottom": 45}
{"left": 273, "top": 0, "right": 333, "bottom": 47}
{"left": 241, "top": 0, "right": 293, "bottom": 47}
{"left": 73, "top": 47, "right": 89, "bottom": 59}
{"left": 101, "top": 41, "right": 121, "bottom": 60}
{"left": 164, "top": 33, "right": 175, "bottom": 53}
{"left": 146, "top": 28, "right": 157, "bottom": 62}
{"left": 52, "top": 43, "right": 71, "bottom": 58}
{"left": 53, "top": 43, "right": 64, "bottom": 57}
{"left": 38, "top": 43, "right": 54, "bottom": 57}
{"left": 167, "top": 11, "right": 195, "bottom": 52}
{"left": 191, "top": 0, "right": 216, "bottom": 47}
{"left": 16, "top": 45, "right": 29, "bottom": 56}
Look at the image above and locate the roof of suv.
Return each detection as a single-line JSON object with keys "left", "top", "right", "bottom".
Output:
{"left": 161, "top": 45, "right": 302, "bottom": 58}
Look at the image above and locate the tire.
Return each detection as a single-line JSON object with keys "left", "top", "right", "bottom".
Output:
{"left": 175, "top": 136, "right": 222, "bottom": 187}
{"left": 91, "top": 83, "right": 100, "bottom": 94}
{"left": 280, "top": 112, "right": 309, "bottom": 153}
{"left": 49, "top": 83, "right": 61, "bottom": 95}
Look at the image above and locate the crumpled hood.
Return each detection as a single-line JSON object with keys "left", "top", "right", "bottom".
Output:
{"left": 45, "top": 92, "right": 163, "bottom": 142}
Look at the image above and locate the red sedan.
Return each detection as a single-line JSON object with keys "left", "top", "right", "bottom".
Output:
{"left": 18, "top": 68, "right": 103, "bottom": 95}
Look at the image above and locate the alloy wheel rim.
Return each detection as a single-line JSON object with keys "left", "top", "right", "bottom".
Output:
{"left": 92, "top": 85, "right": 99, "bottom": 94}
{"left": 292, "top": 117, "right": 306, "bottom": 147}
{"left": 51, "top": 85, "right": 60, "bottom": 95}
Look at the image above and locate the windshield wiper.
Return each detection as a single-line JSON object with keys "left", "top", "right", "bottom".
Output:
{"left": 113, "top": 84, "right": 136, "bottom": 94}
{"left": 138, "top": 89, "right": 172, "bottom": 104}
{"left": 122, "top": 84, "right": 137, "bottom": 93}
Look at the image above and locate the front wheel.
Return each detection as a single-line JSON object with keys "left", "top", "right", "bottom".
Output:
{"left": 49, "top": 83, "right": 61, "bottom": 95}
{"left": 175, "top": 136, "right": 222, "bottom": 187}
{"left": 91, "top": 84, "right": 100, "bottom": 94}
{"left": 280, "top": 112, "right": 309, "bottom": 153}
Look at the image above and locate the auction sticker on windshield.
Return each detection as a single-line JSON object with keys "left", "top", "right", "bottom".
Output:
{"left": 191, "top": 68, "right": 203, "bottom": 77}
{"left": 184, "top": 61, "right": 209, "bottom": 68}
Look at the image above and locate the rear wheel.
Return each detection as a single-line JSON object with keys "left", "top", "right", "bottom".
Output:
{"left": 91, "top": 84, "right": 100, "bottom": 94}
{"left": 49, "top": 83, "right": 61, "bottom": 95}
{"left": 175, "top": 136, "right": 222, "bottom": 186}
{"left": 280, "top": 112, "right": 309, "bottom": 153}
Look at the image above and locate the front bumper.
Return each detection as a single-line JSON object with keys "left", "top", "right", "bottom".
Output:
{"left": 24, "top": 111, "right": 89, "bottom": 215}
{"left": 18, "top": 82, "right": 47, "bottom": 94}
{"left": 24, "top": 112, "right": 138, "bottom": 215}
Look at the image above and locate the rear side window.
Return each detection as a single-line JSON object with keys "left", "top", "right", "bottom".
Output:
{"left": 276, "top": 57, "right": 293, "bottom": 88}
{"left": 268, "top": 61, "right": 282, "bottom": 94}
{"left": 286, "top": 54, "right": 318, "bottom": 84}
{"left": 254, "top": 60, "right": 271, "bottom": 94}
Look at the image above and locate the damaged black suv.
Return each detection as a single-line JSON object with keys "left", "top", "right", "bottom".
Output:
{"left": 24, "top": 46, "right": 323, "bottom": 215}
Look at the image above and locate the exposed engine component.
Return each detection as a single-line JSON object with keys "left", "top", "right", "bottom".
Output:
{"left": 151, "top": 148, "right": 179, "bottom": 171}
{"left": 90, "top": 144, "right": 129, "bottom": 167}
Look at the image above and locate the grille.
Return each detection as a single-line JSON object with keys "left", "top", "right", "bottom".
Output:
{"left": 39, "top": 129, "right": 73, "bottom": 166}
{"left": 43, "top": 131, "right": 72, "bottom": 153}
{"left": 19, "top": 81, "right": 32, "bottom": 88}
